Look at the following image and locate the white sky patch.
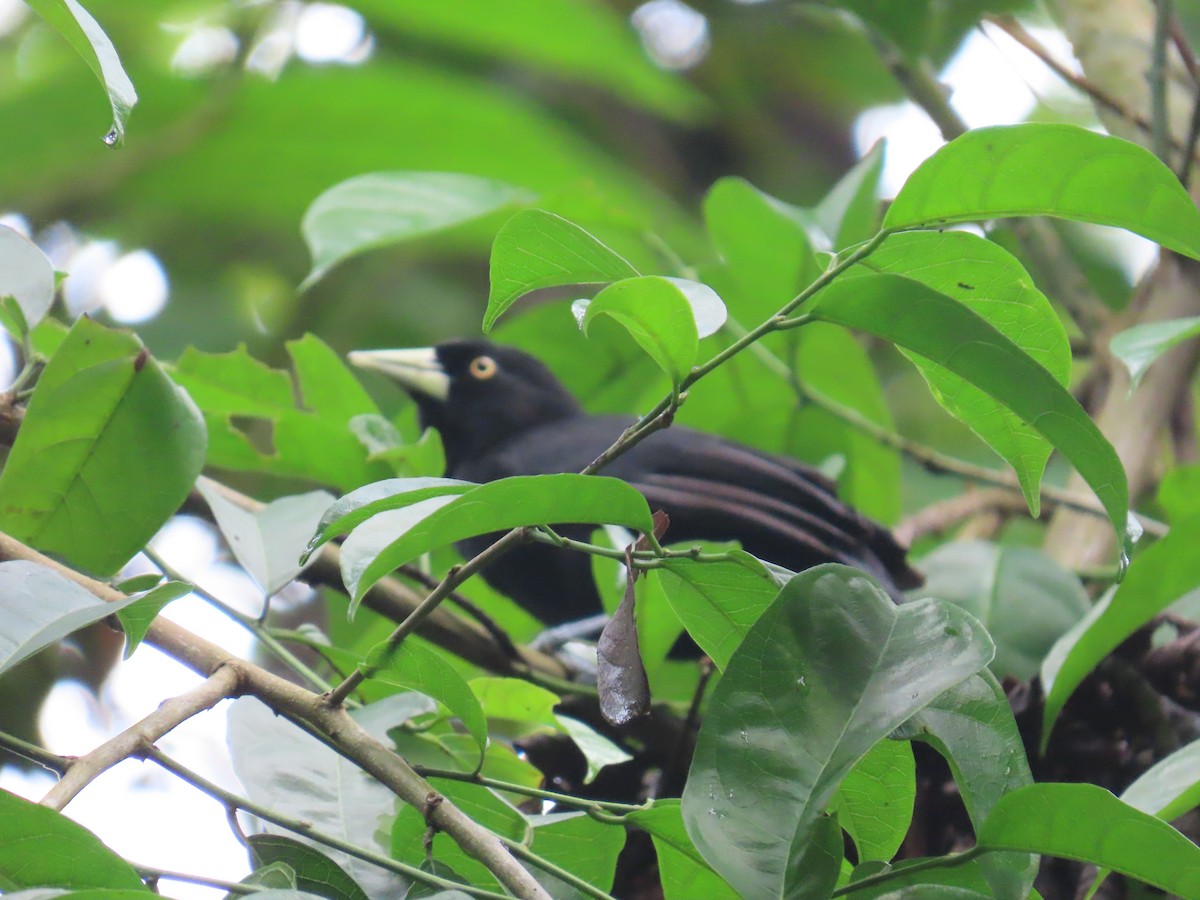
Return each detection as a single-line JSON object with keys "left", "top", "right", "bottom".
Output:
{"left": 295, "top": 3, "right": 372, "bottom": 65}
{"left": 99, "top": 249, "right": 170, "bottom": 324}
{"left": 632, "top": 0, "right": 710, "bottom": 71}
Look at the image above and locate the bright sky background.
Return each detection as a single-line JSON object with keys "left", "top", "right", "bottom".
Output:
{"left": 0, "top": 4, "right": 1161, "bottom": 897}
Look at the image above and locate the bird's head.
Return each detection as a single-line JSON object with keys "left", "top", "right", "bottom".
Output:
{"left": 349, "top": 338, "right": 582, "bottom": 473}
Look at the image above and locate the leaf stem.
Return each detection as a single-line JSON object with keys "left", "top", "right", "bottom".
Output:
{"left": 414, "top": 765, "right": 646, "bottom": 814}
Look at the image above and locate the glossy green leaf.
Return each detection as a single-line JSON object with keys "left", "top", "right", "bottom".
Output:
{"left": 0, "top": 787, "right": 144, "bottom": 889}
{"left": 485, "top": 209, "right": 639, "bottom": 331}
{"left": 306, "top": 477, "right": 473, "bottom": 558}
{"left": 978, "top": 783, "right": 1200, "bottom": 896}
{"left": 831, "top": 738, "right": 914, "bottom": 863}
{"left": 704, "top": 177, "right": 819, "bottom": 308}
{"left": 364, "top": 636, "right": 488, "bottom": 763}
{"left": 682, "top": 565, "right": 994, "bottom": 898}
{"left": 25, "top": 0, "right": 137, "bottom": 144}
{"left": 808, "top": 272, "right": 1129, "bottom": 543}
{"left": 895, "top": 671, "right": 1036, "bottom": 900}
{"left": 919, "top": 541, "right": 1089, "bottom": 681}
{"left": 652, "top": 552, "right": 780, "bottom": 669}
{"left": 1041, "top": 513, "right": 1200, "bottom": 750}
{"left": 1122, "top": 738, "right": 1200, "bottom": 823}
{"left": 0, "top": 317, "right": 205, "bottom": 575}
{"left": 248, "top": 835, "right": 369, "bottom": 900}
{"left": 302, "top": 172, "right": 531, "bottom": 288}
{"left": 0, "top": 224, "right": 54, "bottom": 333}
{"left": 196, "top": 479, "right": 333, "bottom": 597}
{"left": 340, "top": 474, "right": 654, "bottom": 604}
{"left": 170, "top": 336, "right": 386, "bottom": 491}
{"left": 115, "top": 580, "right": 191, "bottom": 660}
{"left": 579, "top": 276, "right": 714, "bottom": 385}
{"left": 852, "top": 231, "right": 1071, "bottom": 511}
{"left": 885, "top": 125, "right": 1200, "bottom": 260}
{"left": 626, "top": 800, "right": 739, "bottom": 900}
{"left": 0, "top": 563, "right": 146, "bottom": 677}
{"left": 1110, "top": 315, "right": 1200, "bottom": 388}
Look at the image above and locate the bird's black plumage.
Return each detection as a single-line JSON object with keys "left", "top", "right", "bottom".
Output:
{"left": 350, "top": 338, "right": 922, "bottom": 625}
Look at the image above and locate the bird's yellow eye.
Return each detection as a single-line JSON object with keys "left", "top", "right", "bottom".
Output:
{"left": 469, "top": 355, "right": 497, "bottom": 380}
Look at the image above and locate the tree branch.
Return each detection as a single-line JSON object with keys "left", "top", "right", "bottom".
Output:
{"left": 40, "top": 665, "right": 241, "bottom": 812}
{"left": 0, "top": 530, "right": 551, "bottom": 900}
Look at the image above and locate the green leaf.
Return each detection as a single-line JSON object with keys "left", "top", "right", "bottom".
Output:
{"left": 808, "top": 272, "right": 1130, "bottom": 545}
{"left": 814, "top": 139, "right": 887, "bottom": 251}
{"left": 703, "top": 177, "right": 819, "bottom": 308}
{"left": 301, "top": 172, "right": 531, "bottom": 289}
{"left": 0, "top": 787, "right": 144, "bottom": 889}
{"left": 830, "top": 739, "right": 914, "bottom": 864}
{"left": 792, "top": 322, "right": 902, "bottom": 523}
{"left": 364, "top": 636, "right": 488, "bottom": 764}
{"left": 115, "top": 580, "right": 191, "bottom": 659}
{"left": 1110, "top": 315, "right": 1200, "bottom": 388}
{"left": 682, "top": 565, "right": 995, "bottom": 898}
{"left": 198, "top": 480, "right": 333, "bottom": 600}
{"left": 978, "top": 783, "right": 1200, "bottom": 896}
{"left": 555, "top": 716, "right": 633, "bottom": 784}
{"left": 919, "top": 541, "right": 1089, "bottom": 681}
{"left": 1041, "top": 513, "right": 1200, "bottom": 750}
{"left": 852, "top": 231, "right": 1071, "bottom": 512}
{"left": 895, "top": 671, "right": 1036, "bottom": 900}
{"left": 340, "top": 474, "right": 654, "bottom": 604}
{"left": 485, "top": 209, "right": 639, "bottom": 331}
{"left": 580, "top": 276, "right": 718, "bottom": 385}
{"left": 526, "top": 812, "right": 626, "bottom": 896}
{"left": 652, "top": 552, "right": 780, "bottom": 669}
{"left": 248, "top": 835, "right": 369, "bottom": 900}
{"left": 1122, "top": 737, "right": 1200, "bottom": 823}
{"left": 350, "top": 0, "right": 703, "bottom": 120}
{"left": 306, "top": 477, "right": 473, "bottom": 559}
{"left": 0, "top": 224, "right": 54, "bottom": 332}
{"left": 169, "top": 336, "right": 385, "bottom": 491}
{"left": 469, "top": 676, "right": 561, "bottom": 739}
{"left": 885, "top": 124, "right": 1200, "bottom": 260}
{"left": 197, "top": 480, "right": 332, "bottom": 597}
{"left": 0, "top": 317, "right": 205, "bottom": 575}
{"left": 626, "top": 800, "right": 739, "bottom": 900}
{"left": 0, "top": 560, "right": 147, "bottom": 675}
{"left": 25, "top": 0, "right": 137, "bottom": 144}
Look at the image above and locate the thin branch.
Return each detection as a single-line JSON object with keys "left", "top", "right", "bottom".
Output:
{"left": 1153, "top": 0, "right": 1176, "bottom": 164}
{"left": 143, "top": 546, "right": 334, "bottom": 695}
{"left": 135, "top": 865, "right": 260, "bottom": 895}
{"left": 145, "top": 747, "right": 512, "bottom": 900}
{"left": 894, "top": 488, "right": 1036, "bottom": 546}
{"left": 0, "top": 530, "right": 550, "bottom": 900}
{"left": 0, "top": 728, "right": 71, "bottom": 775}
{"left": 413, "top": 766, "right": 645, "bottom": 815}
{"left": 499, "top": 835, "right": 617, "bottom": 900}
{"left": 40, "top": 665, "right": 241, "bottom": 812}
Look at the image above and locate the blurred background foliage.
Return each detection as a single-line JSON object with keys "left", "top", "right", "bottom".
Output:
{"left": 2, "top": 0, "right": 1140, "bottom": 525}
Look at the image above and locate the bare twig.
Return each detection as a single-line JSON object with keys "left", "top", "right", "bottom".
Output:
{"left": 40, "top": 666, "right": 241, "bottom": 812}
{"left": 0, "top": 530, "right": 550, "bottom": 900}
{"left": 1152, "top": 0, "right": 1176, "bottom": 163}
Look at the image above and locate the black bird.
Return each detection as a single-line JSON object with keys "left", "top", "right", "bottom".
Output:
{"left": 349, "top": 338, "right": 922, "bottom": 626}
